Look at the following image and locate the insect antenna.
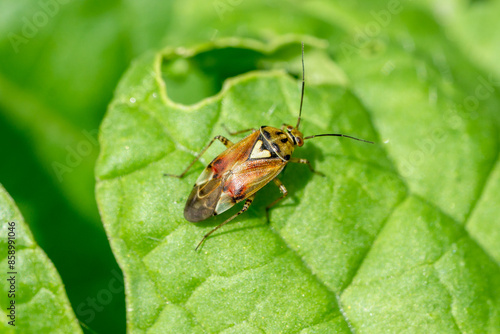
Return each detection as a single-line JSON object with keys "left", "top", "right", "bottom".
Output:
{"left": 304, "top": 133, "right": 374, "bottom": 144}
{"left": 296, "top": 41, "right": 305, "bottom": 130}
{"left": 296, "top": 43, "right": 373, "bottom": 145}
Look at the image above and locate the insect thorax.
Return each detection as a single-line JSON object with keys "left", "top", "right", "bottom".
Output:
{"left": 259, "top": 126, "right": 295, "bottom": 161}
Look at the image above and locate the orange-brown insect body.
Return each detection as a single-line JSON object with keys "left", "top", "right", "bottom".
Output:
{"left": 184, "top": 125, "right": 303, "bottom": 222}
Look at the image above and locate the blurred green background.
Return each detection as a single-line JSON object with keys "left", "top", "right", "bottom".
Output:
{"left": 1, "top": 0, "right": 499, "bottom": 332}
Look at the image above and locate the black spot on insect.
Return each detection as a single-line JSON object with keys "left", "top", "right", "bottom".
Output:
{"left": 284, "top": 154, "right": 291, "bottom": 160}
{"left": 276, "top": 131, "right": 284, "bottom": 135}
{"left": 234, "top": 194, "right": 246, "bottom": 201}
{"left": 262, "top": 129, "right": 272, "bottom": 139}
{"left": 234, "top": 186, "right": 245, "bottom": 197}
{"left": 280, "top": 138, "right": 288, "bottom": 143}
{"left": 272, "top": 143, "right": 280, "bottom": 152}
{"left": 233, "top": 186, "right": 246, "bottom": 201}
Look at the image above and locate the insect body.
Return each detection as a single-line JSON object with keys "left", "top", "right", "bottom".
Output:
{"left": 166, "top": 43, "right": 373, "bottom": 250}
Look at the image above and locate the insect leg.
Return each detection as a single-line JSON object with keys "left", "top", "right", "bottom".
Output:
{"left": 195, "top": 195, "right": 255, "bottom": 250}
{"left": 265, "top": 179, "right": 288, "bottom": 223}
{"left": 165, "top": 135, "right": 234, "bottom": 178}
{"left": 289, "top": 157, "right": 325, "bottom": 177}
{"left": 222, "top": 124, "right": 256, "bottom": 136}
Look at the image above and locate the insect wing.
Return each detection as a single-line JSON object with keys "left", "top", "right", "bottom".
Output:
{"left": 215, "top": 158, "right": 285, "bottom": 215}
{"left": 208, "top": 131, "right": 260, "bottom": 178}
{"left": 184, "top": 177, "right": 224, "bottom": 222}
{"left": 184, "top": 131, "right": 260, "bottom": 222}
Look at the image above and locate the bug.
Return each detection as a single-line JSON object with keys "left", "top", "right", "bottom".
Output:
{"left": 166, "top": 43, "right": 373, "bottom": 250}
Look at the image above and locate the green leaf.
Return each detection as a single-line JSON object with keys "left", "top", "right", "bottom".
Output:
{"left": 0, "top": 0, "right": 127, "bottom": 223}
{"left": 0, "top": 184, "right": 81, "bottom": 333}
{"left": 0, "top": 1, "right": 132, "bottom": 330}
{"left": 96, "top": 36, "right": 500, "bottom": 333}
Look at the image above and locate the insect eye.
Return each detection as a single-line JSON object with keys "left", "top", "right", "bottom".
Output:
{"left": 296, "top": 137, "right": 303, "bottom": 146}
